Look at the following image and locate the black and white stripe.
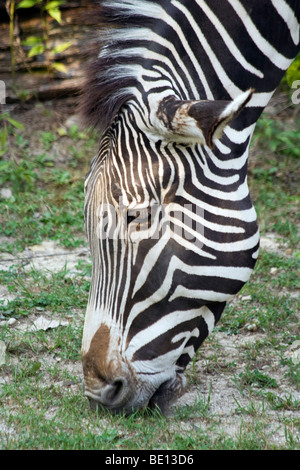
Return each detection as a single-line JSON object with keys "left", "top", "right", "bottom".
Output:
{"left": 81, "top": 0, "right": 300, "bottom": 412}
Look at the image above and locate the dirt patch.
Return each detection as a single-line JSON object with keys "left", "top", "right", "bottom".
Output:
{"left": 0, "top": 239, "right": 90, "bottom": 276}
{"left": 173, "top": 329, "right": 300, "bottom": 445}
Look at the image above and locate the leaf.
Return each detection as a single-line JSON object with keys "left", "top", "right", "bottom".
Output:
{"left": 52, "top": 42, "right": 72, "bottom": 54}
{"left": 22, "top": 36, "right": 42, "bottom": 47}
{"left": 17, "top": 0, "right": 40, "bottom": 8}
{"left": 48, "top": 8, "right": 62, "bottom": 23}
{"left": 6, "top": 117, "right": 25, "bottom": 130}
{"left": 57, "top": 127, "right": 67, "bottom": 136}
{"left": 45, "top": 1, "right": 64, "bottom": 9}
{"left": 28, "top": 44, "right": 45, "bottom": 58}
{"left": 31, "top": 315, "right": 69, "bottom": 331}
{"left": 0, "top": 127, "right": 8, "bottom": 149}
{"left": 51, "top": 62, "right": 67, "bottom": 74}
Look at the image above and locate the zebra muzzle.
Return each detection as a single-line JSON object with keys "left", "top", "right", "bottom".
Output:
{"left": 84, "top": 376, "right": 132, "bottom": 412}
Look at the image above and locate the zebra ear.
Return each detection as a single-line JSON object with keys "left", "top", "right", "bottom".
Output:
{"left": 154, "top": 89, "right": 254, "bottom": 148}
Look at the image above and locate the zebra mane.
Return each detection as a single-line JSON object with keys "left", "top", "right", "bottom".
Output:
{"left": 80, "top": 0, "right": 158, "bottom": 135}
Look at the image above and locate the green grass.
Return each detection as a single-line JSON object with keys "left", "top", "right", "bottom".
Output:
{"left": 0, "top": 121, "right": 95, "bottom": 253}
{"left": 249, "top": 114, "right": 300, "bottom": 249}
{"left": 0, "top": 264, "right": 90, "bottom": 319}
{"left": 0, "top": 93, "right": 299, "bottom": 450}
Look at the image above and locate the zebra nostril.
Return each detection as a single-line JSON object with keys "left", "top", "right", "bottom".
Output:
{"left": 99, "top": 376, "right": 130, "bottom": 408}
{"left": 110, "top": 380, "right": 123, "bottom": 398}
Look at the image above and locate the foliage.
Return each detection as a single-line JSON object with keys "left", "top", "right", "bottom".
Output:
{"left": 249, "top": 108, "right": 299, "bottom": 247}
{"left": 11, "top": 0, "right": 71, "bottom": 74}
{"left": 282, "top": 52, "right": 300, "bottom": 87}
{"left": 0, "top": 115, "right": 96, "bottom": 252}
{"left": 252, "top": 116, "right": 300, "bottom": 158}
{"left": 0, "top": 114, "right": 24, "bottom": 157}
{"left": 17, "top": 0, "right": 64, "bottom": 23}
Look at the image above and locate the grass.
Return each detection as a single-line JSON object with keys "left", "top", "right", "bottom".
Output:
{"left": 0, "top": 265, "right": 90, "bottom": 319}
{"left": 249, "top": 115, "right": 300, "bottom": 249}
{"left": 0, "top": 92, "right": 299, "bottom": 450}
{"left": 0, "top": 120, "right": 94, "bottom": 253}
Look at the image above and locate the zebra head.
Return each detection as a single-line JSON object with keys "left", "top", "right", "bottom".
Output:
{"left": 82, "top": 89, "right": 255, "bottom": 414}
{"left": 80, "top": 0, "right": 300, "bottom": 414}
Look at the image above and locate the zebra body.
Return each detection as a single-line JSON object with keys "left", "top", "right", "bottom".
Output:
{"left": 81, "top": 0, "right": 300, "bottom": 413}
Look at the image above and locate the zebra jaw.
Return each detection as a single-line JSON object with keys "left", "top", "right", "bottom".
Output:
{"left": 154, "top": 88, "right": 254, "bottom": 148}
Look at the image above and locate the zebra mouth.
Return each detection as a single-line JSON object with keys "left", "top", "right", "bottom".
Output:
{"left": 83, "top": 371, "right": 186, "bottom": 415}
{"left": 148, "top": 373, "right": 186, "bottom": 413}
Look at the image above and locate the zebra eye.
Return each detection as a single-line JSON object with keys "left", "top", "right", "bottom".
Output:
{"left": 127, "top": 214, "right": 136, "bottom": 225}
{"left": 126, "top": 209, "right": 151, "bottom": 228}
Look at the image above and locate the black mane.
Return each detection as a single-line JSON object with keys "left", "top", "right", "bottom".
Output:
{"left": 80, "top": 1, "right": 157, "bottom": 135}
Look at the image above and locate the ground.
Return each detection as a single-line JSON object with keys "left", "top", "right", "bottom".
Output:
{"left": 0, "top": 93, "right": 299, "bottom": 450}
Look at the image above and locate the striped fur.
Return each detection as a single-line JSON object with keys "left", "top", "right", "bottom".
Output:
{"left": 81, "top": 0, "right": 300, "bottom": 413}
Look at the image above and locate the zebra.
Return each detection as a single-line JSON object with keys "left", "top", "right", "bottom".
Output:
{"left": 80, "top": 0, "right": 300, "bottom": 414}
